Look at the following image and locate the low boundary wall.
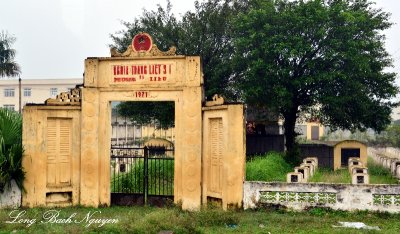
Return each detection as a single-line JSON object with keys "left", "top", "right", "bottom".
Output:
{"left": 370, "top": 147, "right": 400, "bottom": 159}
{"left": 244, "top": 181, "right": 400, "bottom": 213}
{"left": 0, "top": 180, "right": 21, "bottom": 208}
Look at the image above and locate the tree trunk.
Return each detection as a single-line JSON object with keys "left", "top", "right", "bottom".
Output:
{"left": 283, "top": 113, "right": 297, "bottom": 152}
{"left": 283, "top": 105, "right": 299, "bottom": 163}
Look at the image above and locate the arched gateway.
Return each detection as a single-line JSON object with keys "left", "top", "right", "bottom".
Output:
{"left": 22, "top": 34, "right": 245, "bottom": 210}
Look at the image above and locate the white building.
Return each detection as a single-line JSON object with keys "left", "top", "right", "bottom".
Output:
{"left": 392, "top": 106, "right": 400, "bottom": 122}
{"left": 0, "top": 78, "right": 82, "bottom": 112}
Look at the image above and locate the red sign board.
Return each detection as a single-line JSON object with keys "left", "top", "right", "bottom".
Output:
{"left": 111, "top": 63, "right": 175, "bottom": 84}
{"left": 132, "top": 33, "right": 152, "bottom": 52}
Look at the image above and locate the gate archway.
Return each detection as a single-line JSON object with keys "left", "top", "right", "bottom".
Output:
{"left": 82, "top": 39, "right": 203, "bottom": 209}
{"left": 22, "top": 34, "right": 245, "bottom": 210}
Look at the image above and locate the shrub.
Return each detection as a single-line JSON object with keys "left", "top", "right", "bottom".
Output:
{"left": 246, "top": 152, "right": 292, "bottom": 181}
{"left": 0, "top": 108, "right": 24, "bottom": 191}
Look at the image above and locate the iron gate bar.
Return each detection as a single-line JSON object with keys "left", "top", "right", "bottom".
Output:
{"left": 110, "top": 145, "right": 174, "bottom": 206}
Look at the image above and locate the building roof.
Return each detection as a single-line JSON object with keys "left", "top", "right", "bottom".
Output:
{"left": 302, "top": 140, "right": 367, "bottom": 147}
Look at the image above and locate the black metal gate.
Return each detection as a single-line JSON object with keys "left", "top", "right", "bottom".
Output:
{"left": 110, "top": 144, "right": 174, "bottom": 206}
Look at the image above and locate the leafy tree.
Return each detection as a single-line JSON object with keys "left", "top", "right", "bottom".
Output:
{"left": 117, "top": 102, "right": 175, "bottom": 129}
{"left": 233, "top": 0, "right": 398, "bottom": 157}
{"left": 0, "top": 31, "right": 20, "bottom": 77}
{"left": 111, "top": 0, "right": 250, "bottom": 127}
{"left": 178, "top": 0, "right": 249, "bottom": 99}
{"left": 0, "top": 108, "right": 24, "bottom": 191}
{"left": 110, "top": 1, "right": 180, "bottom": 55}
{"left": 383, "top": 125, "right": 400, "bottom": 147}
{"left": 110, "top": 0, "right": 249, "bottom": 99}
{"left": 373, "top": 124, "right": 400, "bottom": 147}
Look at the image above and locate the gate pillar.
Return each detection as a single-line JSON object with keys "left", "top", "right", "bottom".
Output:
{"left": 202, "top": 96, "right": 245, "bottom": 209}
{"left": 80, "top": 87, "right": 101, "bottom": 206}
{"left": 177, "top": 86, "right": 203, "bottom": 210}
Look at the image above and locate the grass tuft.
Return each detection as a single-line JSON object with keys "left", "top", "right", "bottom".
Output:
{"left": 368, "top": 157, "right": 399, "bottom": 184}
{"left": 309, "top": 168, "right": 351, "bottom": 183}
{"left": 246, "top": 152, "right": 292, "bottom": 181}
{"left": 1, "top": 206, "right": 400, "bottom": 233}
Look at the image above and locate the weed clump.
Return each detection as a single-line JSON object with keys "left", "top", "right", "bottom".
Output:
{"left": 246, "top": 152, "right": 292, "bottom": 181}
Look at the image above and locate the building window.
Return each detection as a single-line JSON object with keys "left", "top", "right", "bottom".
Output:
{"left": 3, "top": 105, "right": 15, "bottom": 111}
{"left": 50, "top": 88, "right": 58, "bottom": 96}
{"left": 4, "top": 88, "right": 15, "bottom": 97}
{"left": 24, "top": 88, "right": 31, "bottom": 97}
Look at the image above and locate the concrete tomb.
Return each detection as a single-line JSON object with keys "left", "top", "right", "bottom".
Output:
{"left": 294, "top": 166, "right": 310, "bottom": 182}
{"left": 384, "top": 158, "right": 392, "bottom": 169}
{"left": 287, "top": 172, "right": 304, "bottom": 183}
{"left": 351, "top": 166, "right": 368, "bottom": 175}
{"left": 348, "top": 158, "right": 363, "bottom": 173}
{"left": 351, "top": 173, "right": 369, "bottom": 185}
{"left": 300, "top": 163, "right": 315, "bottom": 176}
{"left": 390, "top": 160, "right": 400, "bottom": 175}
{"left": 396, "top": 165, "right": 400, "bottom": 179}
{"left": 303, "top": 157, "right": 318, "bottom": 169}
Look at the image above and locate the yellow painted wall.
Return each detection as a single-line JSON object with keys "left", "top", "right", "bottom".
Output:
{"left": 202, "top": 104, "right": 245, "bottom": 209}
{"left": 306, "top": 122, "right": 324, "bottom": 140}
{"left": 333, "top": 140, "right": 367, "bottom": 170}
{"left": 22, "top": 106, "right": 81, "bottom": 207}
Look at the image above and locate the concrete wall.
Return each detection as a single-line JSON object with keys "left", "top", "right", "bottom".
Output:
{"left": 244, "top": 181, "right": 400, "bottom": 213}
{"left": 0, "top": 180, "right": 21, "bottom": 208}
{"left": 370, "top": 147, "right": 400, "bottom": 160}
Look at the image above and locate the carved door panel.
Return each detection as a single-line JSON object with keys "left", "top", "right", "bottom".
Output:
{"left": 207, "top": 118, "right": 223, "bottom": 197}
{"left": 47, "top": 118, "right": 72, "bottom": 187}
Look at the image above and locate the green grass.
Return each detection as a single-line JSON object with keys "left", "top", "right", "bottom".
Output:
{"left": 309, "top": 157, "right": 399, "bottom": 184}
{"left": 368, "top": 157, "right": 399, "bottom": 184}
{"left": 309, "top": 168, "right": 351, "bottom": 183}
{"left": 246, "top": 152, "right": 292, "bottom": 181}
{"left": 1, "top": 206, "right": 400, "bottom": 233}
{"left": 111, "top": 158, "right": 174, "bottom": 195}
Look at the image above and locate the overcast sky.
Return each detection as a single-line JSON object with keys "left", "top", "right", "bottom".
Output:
{"left": 1, "top": 0, "right": 399, "bottom": 89}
